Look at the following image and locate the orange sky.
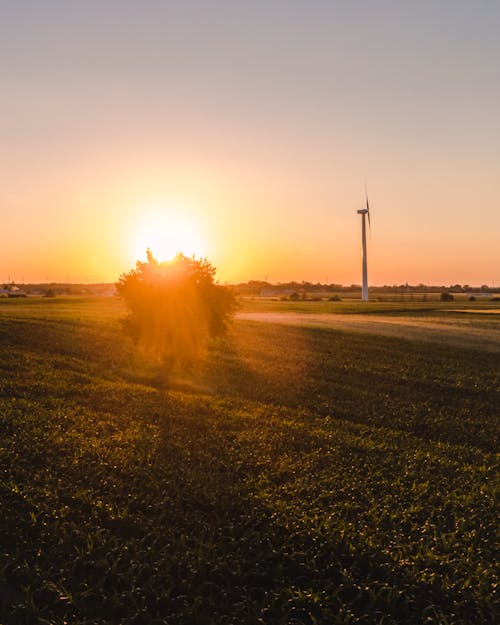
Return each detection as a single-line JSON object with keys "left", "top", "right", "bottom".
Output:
{"left": 1, "top": 2, "right": 499, "bottom": 286}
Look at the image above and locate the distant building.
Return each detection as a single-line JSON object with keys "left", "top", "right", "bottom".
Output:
{"left": 0, "top": 284, "right": 27, "bottom": 298}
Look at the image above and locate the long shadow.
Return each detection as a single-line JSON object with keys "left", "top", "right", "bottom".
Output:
{"left": 198, "top": 321, "right": 500, "bottom": 453}
{"left": 0, "top": 318, "right": 495, "bottom": 624}
{"left": 1, "top": 314, "right": 497, "bottom": 454}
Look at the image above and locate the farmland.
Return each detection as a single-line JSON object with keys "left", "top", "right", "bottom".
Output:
{"left": 0, "top": 297, "right": 498, "bottom": 624}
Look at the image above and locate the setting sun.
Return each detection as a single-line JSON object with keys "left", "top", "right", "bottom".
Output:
{"left": 131, "top": 208, "right": 206, "bottom": 263}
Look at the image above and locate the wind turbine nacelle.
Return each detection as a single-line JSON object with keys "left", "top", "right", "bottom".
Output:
{"left": 357, "top": 209, "right": 368, "bottom": 215}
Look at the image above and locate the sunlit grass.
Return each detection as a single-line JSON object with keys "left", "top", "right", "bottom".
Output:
{"left": 0, "top": 298, "right": 497, "bottom": 624}
{"left": 238, "top": 295, "right": 500, "bottom": 315}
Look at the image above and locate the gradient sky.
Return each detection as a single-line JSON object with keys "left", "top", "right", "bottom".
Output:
{"left": 1, "top": 1, "right": 499, "bottom": 285}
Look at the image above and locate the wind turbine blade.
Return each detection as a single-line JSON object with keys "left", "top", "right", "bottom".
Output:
{"left": 365, "top": 188, "right": 371, "bottom": 229}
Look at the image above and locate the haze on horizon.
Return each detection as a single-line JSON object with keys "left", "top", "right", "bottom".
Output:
{"left": 1, "top": 1, "right": 499, "bottom": 287}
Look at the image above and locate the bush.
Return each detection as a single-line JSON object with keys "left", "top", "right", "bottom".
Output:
{"left": 440, "top": 292, "right": 454, "bottom": 302}
{"left": 116, "top": 250, "right": 236, "bottom": 368}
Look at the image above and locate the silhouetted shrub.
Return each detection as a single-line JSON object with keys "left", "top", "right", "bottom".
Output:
{"left": 116, "top": 250, "right": 236, "bottom": 368}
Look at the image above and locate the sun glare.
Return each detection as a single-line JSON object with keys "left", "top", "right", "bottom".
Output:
{"left": 132, "top": 209, "right": 206, "bottom": 263}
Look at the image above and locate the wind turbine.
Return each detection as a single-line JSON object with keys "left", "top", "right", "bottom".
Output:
{"left": 357, "top": 192, "right": 371, "bottom": 301}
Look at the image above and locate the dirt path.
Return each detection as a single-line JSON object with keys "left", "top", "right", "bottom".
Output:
{"left": 236, "top": 312, "right": 500, "bottom": 353}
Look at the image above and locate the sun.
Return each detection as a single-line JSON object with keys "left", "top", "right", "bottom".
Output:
{"left": 131, "top": 209, "right": 206, "bottom": 263}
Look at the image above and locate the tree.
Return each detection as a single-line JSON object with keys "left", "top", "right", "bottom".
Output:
{"left": 440, "top": 292, "right": 454, "bottom": 302}
{"left": 116, "top": 250, "right": 236, "bottom": 368}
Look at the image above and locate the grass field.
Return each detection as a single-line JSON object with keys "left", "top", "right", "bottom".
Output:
{"left": 238, "top": 295, "right": 500, "bottom": 315}
{"left": 0, "top": 297, "right": 498, "bottom": 624}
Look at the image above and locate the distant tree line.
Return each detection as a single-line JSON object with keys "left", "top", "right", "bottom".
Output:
{"left": 233, "top": 281, "right": 497, "bottom": 297}
{"left": 7, "top": 283, "right": 116, "bottom": 296}
{"left": 4, "top": 280, "right": 498, "bottom": 298}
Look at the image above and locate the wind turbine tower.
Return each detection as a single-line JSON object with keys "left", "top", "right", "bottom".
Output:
{"left": 357, "top": 194, "right": 371, "bottom": 301}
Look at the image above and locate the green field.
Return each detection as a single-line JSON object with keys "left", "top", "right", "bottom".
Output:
{"left": 238, "top": 295, "right": 500, "bottom": 315}
{"left": 0, "top": 297, "right": 498, "bottom": 624}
